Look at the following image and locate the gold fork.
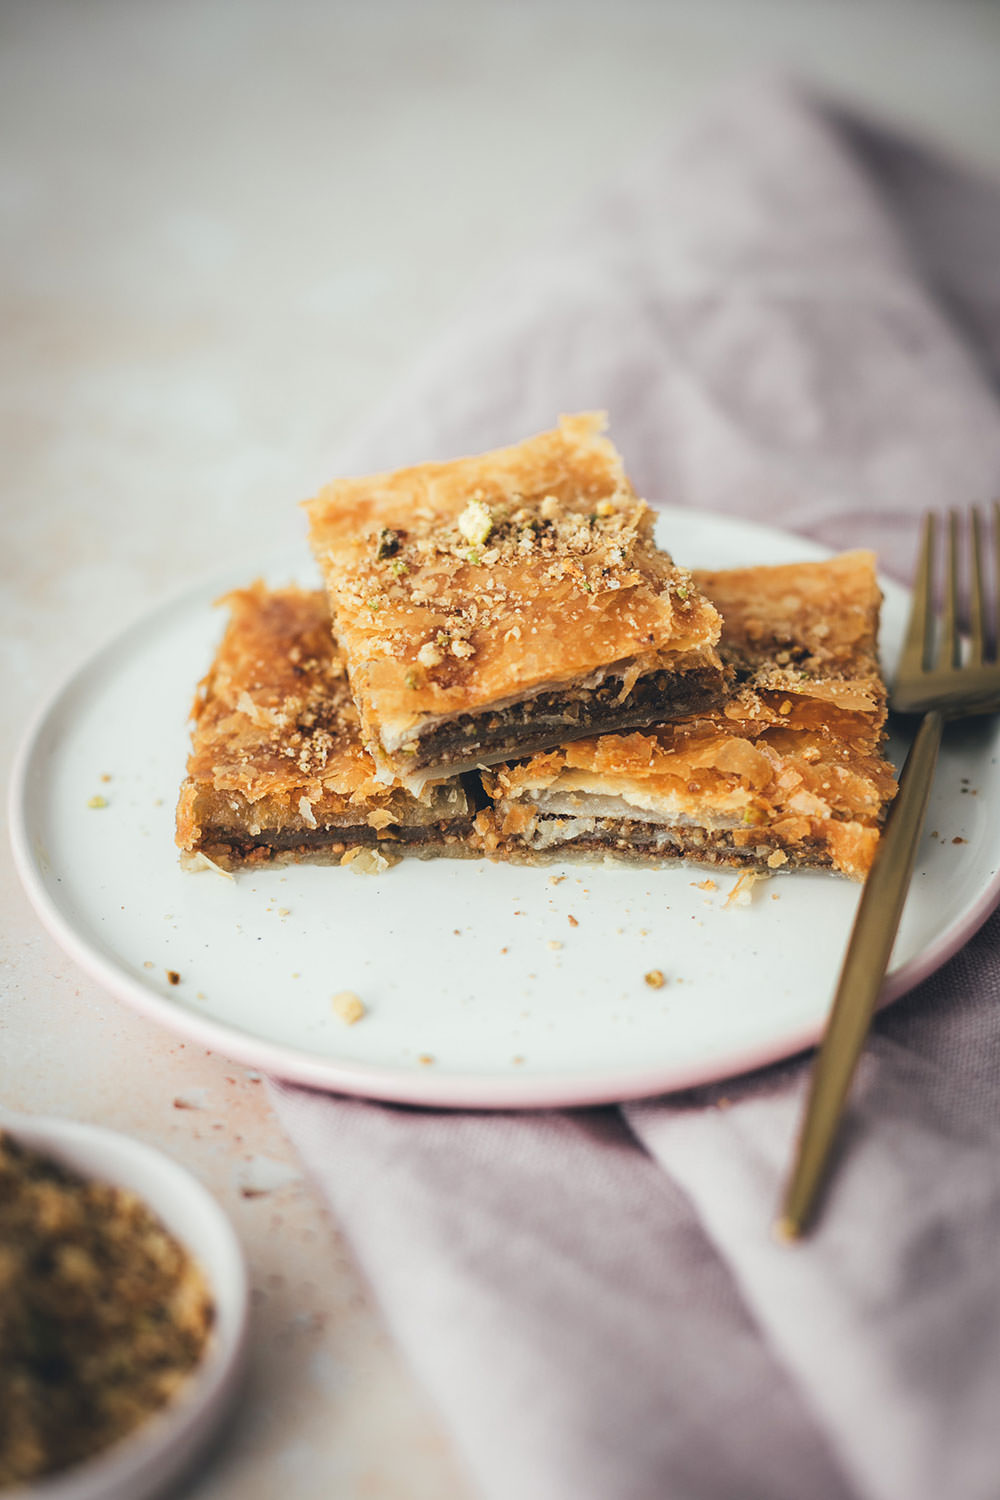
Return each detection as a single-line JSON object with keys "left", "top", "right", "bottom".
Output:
{"left": 777, "top": 505, "right": 1000, "bottom": 1240}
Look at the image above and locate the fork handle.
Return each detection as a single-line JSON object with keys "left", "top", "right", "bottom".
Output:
{"left": 777, "top": 709, "right": 944, "bottom": 1239}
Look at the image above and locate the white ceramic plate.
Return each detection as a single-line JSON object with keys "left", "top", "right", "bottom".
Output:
{"left": 10, "top": 510, "right": 1000, "bottom": 1109}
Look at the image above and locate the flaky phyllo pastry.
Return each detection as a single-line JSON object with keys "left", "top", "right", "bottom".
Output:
{"left": 305, "top": 414, "right": 726, "bottom": 789}
{"left": 175, "top": 584, "right": 473, "bottom": 870}
{"left": 476, "top": 553, "right": 897, "bottom": 879}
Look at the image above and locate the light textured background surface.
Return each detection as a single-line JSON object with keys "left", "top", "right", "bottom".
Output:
{"left": 3, "top": 3, "right": 1000, "bottom": 1495}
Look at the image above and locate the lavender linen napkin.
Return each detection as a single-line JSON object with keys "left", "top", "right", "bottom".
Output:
{"left": 272, "top": 80, "right": 1000, "bottom": 1500}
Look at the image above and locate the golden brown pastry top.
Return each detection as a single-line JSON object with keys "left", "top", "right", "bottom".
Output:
{"left": 181, "top": 583, "right": 408, "bottom": 810}
{"left": 695, "top": 550, "right": 883, "bottom": 688}
{"left": 304, "top": 413, "right": 723, "bottom": 744}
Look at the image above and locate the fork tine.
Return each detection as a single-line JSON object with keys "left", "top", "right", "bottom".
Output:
{"left": 781, "top": 502, "right": 1000, "bottom": 1237}
{"left": 902, "top": 512, "right": 936, "bottom": 672}
{"left": 939, "top": 509, "right": 959, "bottom": 669}
{"left": 969, "top": 507, "right": 986, "bottom": 665}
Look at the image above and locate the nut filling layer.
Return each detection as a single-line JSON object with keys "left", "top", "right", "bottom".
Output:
{"left": 397, "top": 664, "right": 729, "bottom": 774}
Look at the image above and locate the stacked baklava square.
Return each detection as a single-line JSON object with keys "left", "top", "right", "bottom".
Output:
{"left": 175, "top": 583, "right": 475, "bottom": 868}
{"left": 177, "top": 416, "right": 896, "bottom": 879}
{"left": 475, "top": 552, "right": 896, "bottom": 880}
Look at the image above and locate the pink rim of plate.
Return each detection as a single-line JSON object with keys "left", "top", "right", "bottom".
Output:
{"left": 9, "top": 529, "right": 1000, "bottom": 1111}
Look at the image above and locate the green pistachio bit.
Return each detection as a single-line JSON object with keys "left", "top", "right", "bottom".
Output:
{"left": 376, "top": 527, "right": 402, "bottom": 560}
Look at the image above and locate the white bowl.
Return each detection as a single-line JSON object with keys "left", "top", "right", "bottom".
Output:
{"left": 0, "top": 1109, "right": 250, "bottom": 1500}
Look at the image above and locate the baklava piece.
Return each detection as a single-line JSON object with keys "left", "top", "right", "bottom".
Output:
{"left": 305, "top": 413, "right": 725, "bottom": 789}
{"left": 176, "top": 584, "right": 473, "bottom": 870}
{"left": 476, "top": 553, "right": 897, "bottom": 880}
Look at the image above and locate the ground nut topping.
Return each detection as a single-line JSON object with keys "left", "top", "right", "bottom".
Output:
{"left": 417, "top": 641, "right": 443, "bottom": 669}
{"left": 0, "top": 1132, "right": 214, "bottom": 1488}
{"left": 457, "top": 498, "right": 494, "bottom": 546}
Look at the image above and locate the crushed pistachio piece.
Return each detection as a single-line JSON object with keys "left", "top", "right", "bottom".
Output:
{"left": 87, "top": 795, "right": 108, "bottom": 809}
{"left": 375, "top": 527, "right": 402, "bottom": 559}
{"left": 417, "top": 641, "right": 443, "bottom": 669}
{"left": 457, "top": 498, "right": 494, "bottom": 547}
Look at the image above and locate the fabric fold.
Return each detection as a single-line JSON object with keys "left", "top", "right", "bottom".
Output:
{"left": 272, "top": 1085, "right": 856, "bottom": 1500}
{"left": 626, "top": 917, "right": 1000, "bottom": 1500}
